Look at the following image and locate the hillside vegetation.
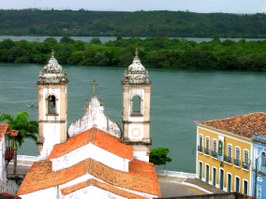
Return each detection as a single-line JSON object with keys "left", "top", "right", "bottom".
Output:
{"left": 1, "top": 37, "right": 266, "bottom": 71}
{"left": 0, "top": 10, "right": 266, "bottom": 38}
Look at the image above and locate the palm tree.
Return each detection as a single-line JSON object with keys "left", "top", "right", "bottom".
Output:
{"left": 0, "top": 112, "right": 38, "bottom": 175}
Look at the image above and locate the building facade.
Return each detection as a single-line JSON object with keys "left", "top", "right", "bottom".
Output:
{"left": 196, "top": 112, "right": 266, "bottom": 196}
{"left": 251, "top": 134, "right": 266, "bottom": 199}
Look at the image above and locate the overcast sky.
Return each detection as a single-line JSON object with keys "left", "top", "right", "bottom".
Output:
{"left": 1, "top": 0, "right": 265, "bottom": 13}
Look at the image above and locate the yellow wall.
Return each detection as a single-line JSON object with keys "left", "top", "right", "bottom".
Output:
{"left": 197, "top": 126, "right": 251, "bottom": 195}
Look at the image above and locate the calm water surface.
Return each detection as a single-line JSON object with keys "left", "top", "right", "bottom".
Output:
{"left": 0, "top": 35, "right": 265, "bottom": 43}
{"left": 0, "top": 63, "right": 266, "bottom": 172}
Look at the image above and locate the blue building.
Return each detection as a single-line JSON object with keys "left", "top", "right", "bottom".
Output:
{"left": 252, "top": 134, "right": 266, "bottom": 199}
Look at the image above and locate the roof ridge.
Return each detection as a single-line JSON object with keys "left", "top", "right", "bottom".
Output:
{"left": 87, "top": 158, "right": 93, "bottom": 174}
{"left": 91, "top": 127, "right": 97, "bottom": 144}
{"left": 198, "top": 112, "right": 266, "bottom": 123}
{"left": 61, "top": 178, "right": 147, "bottom": 199}
{"left": 18, "top": 157, "right": 160, "bottom": 197}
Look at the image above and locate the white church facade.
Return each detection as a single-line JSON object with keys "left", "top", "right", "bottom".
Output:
{"left": 17, "top": 51, "right": 161, "bottom": 199}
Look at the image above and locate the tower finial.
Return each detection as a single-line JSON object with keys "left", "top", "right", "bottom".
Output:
{"left": 135, "top": 48, "right": 138, "bottom": 58}
{"left": 51, "top": 49, "right": 55, "bottom": 58}
{"left": 91, "top": 80, "right": 98, "bottom": 96}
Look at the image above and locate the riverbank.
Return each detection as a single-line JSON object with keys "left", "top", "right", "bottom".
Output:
{"left": 0, "top": 37, "right": 266, "bottom": 71}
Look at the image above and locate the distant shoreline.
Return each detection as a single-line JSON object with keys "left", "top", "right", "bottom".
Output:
{"left": 0, "top": 37, "right": 266, "bottom": 71}
{"left": 0, "top": 35, "right": 265, "bottom": 43}
{"left": 0, "top": 10, "right": 266, "bottom": 38}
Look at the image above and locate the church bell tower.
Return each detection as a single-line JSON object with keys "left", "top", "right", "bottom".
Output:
{"left": 122, "top": 50, "right": 151, "bottom": 162}
{"left": 37, "top": 51, "right": 68, "bottom": 159}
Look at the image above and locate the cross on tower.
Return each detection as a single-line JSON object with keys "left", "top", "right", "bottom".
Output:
{"left": 135, "top": 48, "right": 138, "bottom": 58}
{"left": 91, "top": 80, "right": 98, "bottom": 96}
{"left": 51, "top": 49, "right": 55, "bottom": 58}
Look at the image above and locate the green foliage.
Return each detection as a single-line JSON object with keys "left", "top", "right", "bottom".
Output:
{"left": 0, "top": 112, "right": 38, "bottom": 174}
{"left": 89, "top": 38, "right": 102, "bottom": 44}
{"left": 0, "top": 10, "right": 266, "bottom": 38}
{"left": 0, "top": 112, "right": 38, "bottom": 148}
{"left": 149, "top": 147, "right": 172, "bottom": 166}
{"left": 0, "top": 37, "right": 266, "bottom": 71}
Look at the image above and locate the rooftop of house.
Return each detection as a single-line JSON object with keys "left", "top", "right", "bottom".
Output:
{"left": 197, "top": 112, "right": 266, "bottom": 139}
{"left": 0, "top": 123, "right": 9, "bottom": 141}
{"left": 17, "top": 158, "right": 160, "bottom": 197}
{"left": 48, "top": 127, "right": 133, "bottom": 160}
{"left": 61, "top": 179, "right": 147, "bottom": 199}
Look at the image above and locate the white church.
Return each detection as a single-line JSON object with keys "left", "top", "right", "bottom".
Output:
{"left": 17, "top": 51, "right": 161, "bottom": 199}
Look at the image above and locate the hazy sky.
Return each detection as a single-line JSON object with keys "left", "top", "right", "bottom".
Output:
{"left": 1, "top": 0, "right": 265, "bottom": 13}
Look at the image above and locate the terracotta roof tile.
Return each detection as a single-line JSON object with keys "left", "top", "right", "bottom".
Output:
{"left": 61, "top": 179, "right": 147, "bottom": 199}
{"left": 17, "top": 159, "right": 88, "bottom": 195}
{"left": 89, "top": 159, "right": 160, "bottom": 196}
{"left": 49, "top": 127, "right": 133, "bottom": 160}
{"left": 0, "top": 124, "right": 9, "bottom": 140}
{"left": 17, "top": 158, "right": 161, "bottom": 197}
{"left": 198, "top": 112, "right": 266, "bottom": 138}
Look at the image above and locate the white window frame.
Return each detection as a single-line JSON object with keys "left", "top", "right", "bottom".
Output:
{"left": 243, "top": 179, "right": 248, "bottom": 195}
{"left": 235, "top": 146, "right": 241, "bottom": 167}
{"left": 243, "top": 149, "right": 249, "bottom": 170}
{"left": 234, "top": 176, "right": 240, "bottom": 193}
{"left": 205, "top": 136, "right": 210, "bottom": 155}
{"left": 212, "top": 139, "right": 217, "bottom": 151}
{"left": 227, "top": 172, "right": 232, "bottom": 192}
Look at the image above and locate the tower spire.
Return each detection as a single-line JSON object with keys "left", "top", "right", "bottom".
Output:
{"left": 91, "top": 80, "right": 98, "bottom": 96}
{"left": 135, "top": 48, "right": 138, "bottom": 58}
{"left": 51, "top": 49, "right": 55, "bottom": 58}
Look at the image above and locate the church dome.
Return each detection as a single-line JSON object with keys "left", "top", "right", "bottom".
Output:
{"left": 122, "top": 49, "right": 150, "bottom": 84}
{"left": 128, "top": 56, "right": 146, "bottom": 72}
{"left": 38, "top": 51, "right": 68, "bottom": 84}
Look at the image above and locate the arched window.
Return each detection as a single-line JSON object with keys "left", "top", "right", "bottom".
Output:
{"left": 132, "top": 95, "right": 141, "bottom": 115}
{"left": 48, "top": 95, "right": 56, "bottom": 115}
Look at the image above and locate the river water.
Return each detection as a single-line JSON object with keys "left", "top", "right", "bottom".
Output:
{"left": 0, "top": 63, "right": 266, "bottom": 172}
{"left": 0, "top": 35, "right": 265, "bottom": 43}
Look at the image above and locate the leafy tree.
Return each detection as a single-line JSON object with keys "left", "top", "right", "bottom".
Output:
{"left": 0, "top": 37, "right": 266, "bottom": 71}
{"left": 0, "top": 112, "right": 38, "bottom": 175}
{"left": 60, "top": 36, "right": 74, "bottom": 44}
{"left": 149, "top": 147, "right": 172, "bottom": 169}
{"left": 89, "top": 38, "right": 102, "bottom": 44}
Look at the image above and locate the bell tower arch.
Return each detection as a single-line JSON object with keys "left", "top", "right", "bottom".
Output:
{"left": 37, "top": 51, "right": 68, "bottom": 159}
{"left": 122, "top": 49, "right": 151, "bottom": 162}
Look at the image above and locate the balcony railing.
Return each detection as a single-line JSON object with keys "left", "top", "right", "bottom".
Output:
{"left": 197, "top": 145, "right": 203, "bottom": 152}
{"left": 204, "top": 147, "right": 210, "bottom": 155}
{"left": 224, "top": 155, "right": 232, "bottom": 163}
{"left": 234, "top": 158, "right": 241, "bottom": 167}
{"left": 242, "top": 162, "right": 250, "bottom": 170}
{"left": 258, "top": 166, "right": 266, "bottom": 175}
{"left": 211, "top": 150, "right": 218, "bottom": 158}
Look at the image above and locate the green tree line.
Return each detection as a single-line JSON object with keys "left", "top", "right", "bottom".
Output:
{"left": 0, "top": 10, "right": 266, "bottom": 38}
{"left": 0, "top": 37, "right": 266, "bottom": 71}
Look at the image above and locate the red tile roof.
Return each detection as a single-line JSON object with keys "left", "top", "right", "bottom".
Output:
{"left": 0, "top": 124, "right": 9, "bottom": 140}
{"left": 17, "top": 158, "right": 160, "bottom": 197}
{"left": 61, "top": 179, "right": 147, "bottom": 199}
{"left": 49, "top": 127, "right": 133, "bottom": 160}
{"left": 198, "top": 112, "right": 266, "bottom": 138}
